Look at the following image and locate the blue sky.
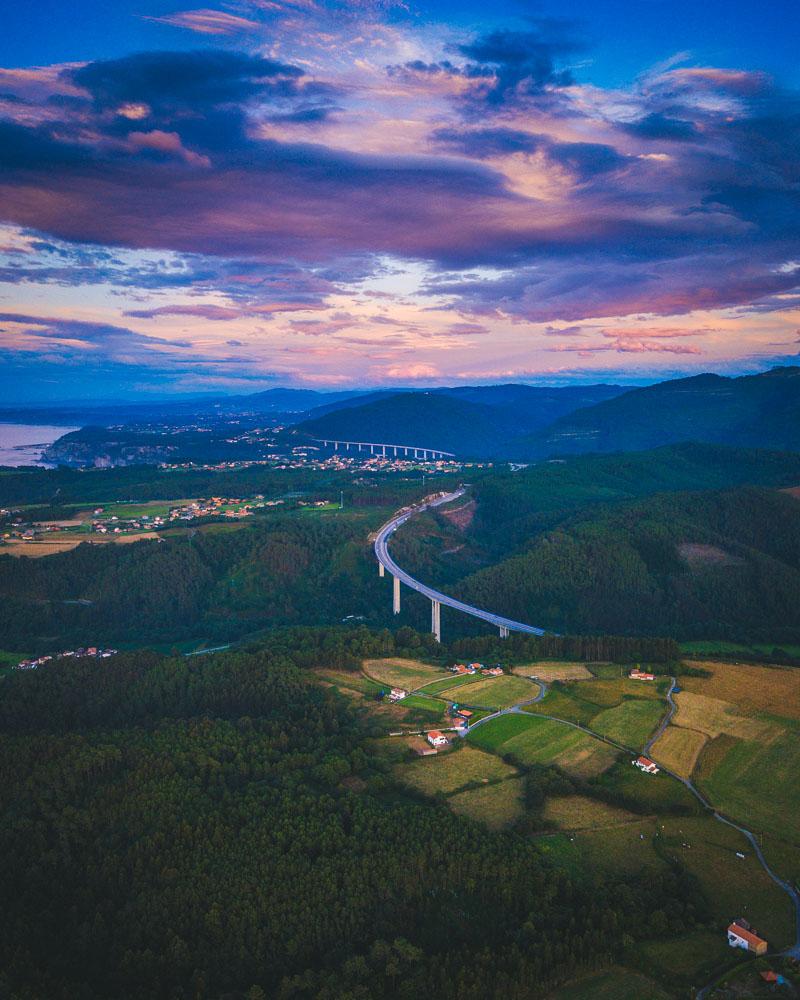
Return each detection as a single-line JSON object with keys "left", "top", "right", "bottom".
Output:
{"left": 0, "top": 0, "right": 797, "bottom": 400}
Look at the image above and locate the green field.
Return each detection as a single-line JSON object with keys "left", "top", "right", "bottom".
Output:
{"left": 695, "top": 723, "right": 800, "bottom": 847}
{"left": 592, "top": 700, "right": 667, "bottom": 750}
{"left": 397, "top": 694, "right": 447, "bottom": 717}
{"left": 467, "top": 713, "right": 539, "bottom": 751}
{"left": 589, "top": 760, "right": 701, "bottom": 815}
{"left": 523, "top": 687, "right": 600, "bottom": 726}
{"left": 472, "top": 714, "right": 618, "bottom": 777}
{"left": 395, "top": 745, "right": 518, "bottom": 797}
{"left": 440, "top": 674, "right": 538, "bottom": 709}
{"left": 657, "top": 816, "right": 795, "bottom": 949}
{"left": 630, "top": 931, "right": 735, "bottom": 989}
{"left": 447, "top": 778, "right": 524, "bottom": 828}
{"left": 316, "top": 670, "right": 386, "bottom": 697}
{"left": 418, "top": 673, "right": 483, "bottom": 695}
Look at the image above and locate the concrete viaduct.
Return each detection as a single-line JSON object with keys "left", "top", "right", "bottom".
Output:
{"left": 316, "top": 438, "right": 455, "bottom": 461}
{"left": 374, "top": 488, "right": 548, "bottom": 643}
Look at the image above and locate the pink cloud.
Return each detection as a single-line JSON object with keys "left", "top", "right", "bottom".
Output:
{"left": 145, "top": 9, "right": 260, "bottom": 35}
{"left": 127, "top": 130, "right": 211, "bottom": 168}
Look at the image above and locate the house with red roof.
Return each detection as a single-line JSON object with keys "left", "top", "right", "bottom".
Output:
{"left": 727, "top": 919, "right": 768, "bottom": 955}
{"left": 632, "top": 756, "right": 659, "bottom": 774}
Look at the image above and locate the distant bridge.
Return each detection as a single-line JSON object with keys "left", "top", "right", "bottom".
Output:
{"left": 316, "top": 438, "right": 455, "bottom": 461}
{"left": 374, "top": 488, "right": 548, "bottom": 643}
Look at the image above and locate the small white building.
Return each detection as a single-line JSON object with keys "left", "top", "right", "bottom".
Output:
{"left": 632, "top": 756, "right": 659, "bottom": 774}
{"left": 727, "top": 920, "right": 768, "bottom": 955}
{"left": 630, "top": 669, "right": 655, "bottom": 681}
{"left": 426, "top": 731, "right": 448, "bottom": 748}
{"left": 388, "top": 687, "right": 408, "bottom": 702}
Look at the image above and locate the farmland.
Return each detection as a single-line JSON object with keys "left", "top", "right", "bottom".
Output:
{"left": 591, "top": 699, "right": 666, "bottom": 749}
{"left": 447, "top": 777, "right": 525, "bottom": 828}
{"left": 361, "top": 657, "right": 443, "bottom": 690}
{"left": 394, "top": 745, "right": 518, "bottom": 797}
{"left": 511, "top": 662, "right": 594, "bottom": 682}
{"left": 473, "top": 715, "right": 618, "bottom": 778}
{"left": 436, "top": 674, "right": 538, "bottom": 708}
{"left": 679, "top": 660, "right": 800, "bottom": 721}
{"left": 543, "top": 795, "right": 641, "bottom": 832}
{"left": 649, "top": 726, "right": 708, "bottom": 778}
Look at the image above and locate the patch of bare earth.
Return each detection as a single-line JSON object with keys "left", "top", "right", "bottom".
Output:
{"left": 440, "top": 499, "right": 476, "bottom": 531}
{"left": 678, "top": 542, "right": 743, "bottom": 568}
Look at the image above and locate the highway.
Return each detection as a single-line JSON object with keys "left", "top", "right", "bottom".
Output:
{"left": 373, "top": 488, "right": 547, "bottom": 636}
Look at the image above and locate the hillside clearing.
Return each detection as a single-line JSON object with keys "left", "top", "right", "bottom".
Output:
{"left": 591, "top": 700, "right": 666, "bottom": 750}
{"left": 437, "top": 674, "right": 538, "bottom": 708}
{"left": 673, "top": 691, "right": 775, "bottom": 740}
{"left": 543, "top": 796, "right": 642, "bottom": 832}
{"left": 680, "top": 660, "right": 800, "bottom": 721}
{"left": 447, "top": 778, "right": 524, "bottom": 828}
{"left": 394, "top": 745, "right": 518, "bottom": 797}
{"left": 512, "top": 663, "right": 593, "bottom": 682}
{"left": 362, "top": 658, "right": 443, "bottom": 690}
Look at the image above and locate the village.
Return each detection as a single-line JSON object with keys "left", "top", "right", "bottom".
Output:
{"left": 15, "top": 646, "right": 118, "bottom": 671}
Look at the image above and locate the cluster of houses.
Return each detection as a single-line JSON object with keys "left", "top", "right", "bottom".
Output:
{"left": 629, "top": 668, "right": 656, "bottom": 681}
{"left": 15, "top": 646, "right": 118, "bottom": 671}
{"left": 449, "top": 662, "right": 504, "bottom": 676}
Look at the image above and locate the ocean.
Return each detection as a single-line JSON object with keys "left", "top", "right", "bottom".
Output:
{"left": 0, "top": 423, "right": 78, "bottom": 467}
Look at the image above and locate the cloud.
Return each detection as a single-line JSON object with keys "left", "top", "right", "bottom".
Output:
{"left": 145, "top": 9, "right": 260, "bottom": 35}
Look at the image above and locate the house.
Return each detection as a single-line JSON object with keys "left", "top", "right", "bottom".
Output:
{"left": 455, "top": 708, "right": 474, "bottom": 721}
{"left": 481, "top": 666, "right": 504, "bottom": 676}
{"left": 467, "top": 662, "right": 482, "bottom": 672}
{"left": 388, "top": 687, "right": 408, "bottom": 702}
{"left": 727, "top": 920, "right": 768, "bottom": 955}
{"left": 630, "top": 669, "right": 655, "bottom": 681}
{"left": 632, "top": 756, "right": 659, "bottom": 774}
{"left": 426, "top": 731, "right": 449, "bottom": 748}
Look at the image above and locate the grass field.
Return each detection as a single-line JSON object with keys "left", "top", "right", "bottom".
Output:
{"left": 591, "top": 699, "right": 666, "bottom": 750}
{"left": 673, "top": 692, "right": 774, "bottom": 740}
{"left": 649, "top": 726, "right": 708, "bottom": 778}
{"left": 695, "top": 724, "right": 800, "bottom": 845}
{"left": 680, "top": 660, "right": 800, "bottom": 722}
{"left": 494, "top": 716, "right": 618, "bottom": 778}
{"left": 417, "top": 673, "right": 483, "bottom": 695}
{"left": 631, "top": 931, "right": 734, "bottom": 989}
{"left": 362, "top": 657, "right": 443, "bottom": 690}
{"left": 543, "top": 795, "right": 641, "bottom": 832}
{"left": 315, "top": 670, "right": 386, "bottom": 696}
{"left": 395, "top": 745, "right": 518, "bottom": 796}
{"left": 447, "top": 777, "right": 525, "bottom": 828}
{"left": 512, "top": 662, "right": 593, "bottom": 681}
{"left": 586, "top": 663, "right": 626, "bottom": 680}
{"left": 523, "top": 688, "right": 599, "bottom": 727}
{"left": 589, "top": 760, "right": 701, "bottom": 815}
{"left": 397, "top": 694, "right": 447, "bottom": 718}
{"left": 437, "top": 674, "right": 538, "bottom": 709}
{"left": 577, "top": 678, "right": 669, "bottom": 707}
{"left": 467, "top": 713, "right": 535, "bottom": 751}
{"left": 657, "top": 816, "right": 795, "bottom": 949}
{"left": 550, "top": 967, "right": 673, "bottom": 1000}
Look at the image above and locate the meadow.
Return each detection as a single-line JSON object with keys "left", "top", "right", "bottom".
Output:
{"left": 394, "top": 745, "right": 518, "bottom": 797}
{"left": 649, "top": 726, "right": 708, "bottom": 778}
{"left": 436, "top": 674, "right": 538, "bottom": 708}
{"left": 591, "top": 699, "right": 667, "bottom": 749}
{"left": 447, "top": 777, "right": 525, "bottom": 828}
{"left": 361, "top": 657, "right": 443, "bottom": 690}
{"left": 475, "top": 715, "right": 619, "bottom": 778}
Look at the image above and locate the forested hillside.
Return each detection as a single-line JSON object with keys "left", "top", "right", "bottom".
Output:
{"left": 0, "top": 635, "right": 708, "bottom": 999}
{"left": 506, "top": 366, "right": 800, "bottom": 460}
{"left": 455, "top": 486, "right": 800, "bottom": 640}
{"left": 0, "top": 517, "right": 381, "bottom": 649}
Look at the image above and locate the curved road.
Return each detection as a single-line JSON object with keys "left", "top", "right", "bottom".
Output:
{"left": 374, "top": 488, "right": 547, "bottom": 636}
{"left": 468, "top": 677, "right": 800, "bottom": 960}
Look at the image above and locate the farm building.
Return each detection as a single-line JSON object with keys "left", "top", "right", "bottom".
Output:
{"left": 632, "top": 756, "right": 659, "bottom": 774}
{"left": 727, "top": 919, "right": 768, "bottom": 955}
{"left": 630, "top": 669, "right": 655, "bottom": 681}
{"left": 388, "top": 688, "right": 408, "bottom": 702}
{"left": 481, "top": 667, "right": 504, "bottom": 676}
{"left": 426, "top": 731, "right": 449, "bottom": 748}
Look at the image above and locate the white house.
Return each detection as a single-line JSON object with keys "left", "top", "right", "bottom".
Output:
{"left": 388, "top": 688, "right": 408, "bottom": 702}
{"left": 727, "top": 920, "right": 768, "bottom": 955}
{"left": 632, "top": 756, "right": 659, "bottom": 774}
{"left": 426, "top": 731, "right": 448, "bottom": 747}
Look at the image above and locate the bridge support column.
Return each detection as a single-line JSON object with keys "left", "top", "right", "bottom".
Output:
{"left": 499, "top": 625, "right": 509, "bottom": 639}
{"left": 392, "top": 575, "right": 401, "bottom": 615}
{"left": 378, "top": 562, "right": 385, "bottom": 578}
{"left": 431, "top": 599, "right": 441, "bottom": 643}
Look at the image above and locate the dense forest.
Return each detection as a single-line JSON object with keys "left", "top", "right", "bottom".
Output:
{"left": 0, "top": 630, "right": 709, "bottom": 999}
{"left": 454, "top": 486, "right": 800, "bottom": 640}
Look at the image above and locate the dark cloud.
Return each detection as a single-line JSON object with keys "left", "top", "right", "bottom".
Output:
{"left": 432, "top": 126, "right": 543, "bottom": 157}
{"left": 456, "top": 19, "right": 587, "bottom": 105}
{"left": 622, "top": 112, "right": 699, "bottom": 141}
{"left": 67, "top": 49, "right": 303, "bottom": 112}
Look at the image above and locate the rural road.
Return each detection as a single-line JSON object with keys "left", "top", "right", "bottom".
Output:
{"left": 466, "top": 677, "right": 800, "bottom": 961}
{"left": 374, "top": 488, "right": 547, "bottom": 636}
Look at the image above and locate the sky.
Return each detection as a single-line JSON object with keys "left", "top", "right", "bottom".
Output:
{"left": 0, "top": 0, "right": 798, "bottom": 401}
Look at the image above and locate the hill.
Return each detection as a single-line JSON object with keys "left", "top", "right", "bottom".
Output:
{"left": 505, "top": 366, "right": 800, "bottom": 459}
{"left": 453, "top": 485, "right": 800, "bottom": 640}
{"left": 297, "top": 383, "right": 627, "bottom": 456}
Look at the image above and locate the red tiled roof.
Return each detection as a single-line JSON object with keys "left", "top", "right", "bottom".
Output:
{"left": 728, "top": 923, "right": 767, "bottom": 950}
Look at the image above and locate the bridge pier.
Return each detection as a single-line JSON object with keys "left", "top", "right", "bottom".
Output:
{"left": 431, "top": 599, "right": 441, "bottom": 643}
{"left": 392, "top": 575, "right": 401, "bottom": 615}
{"left": 378, "top": 562, "right": 385, "bottom": 578}
{"left": 499, "top": 625, "right": 509, "bottom": 639}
